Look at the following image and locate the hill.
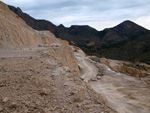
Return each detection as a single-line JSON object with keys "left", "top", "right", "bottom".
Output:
{"left": 101, "top": 33, "right": 150, "bottom": 64}
{"left": 8, "top": 5, "right": 150, "bottom": 64}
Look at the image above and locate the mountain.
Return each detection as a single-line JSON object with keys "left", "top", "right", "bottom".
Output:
{"left": 8, "top": 5, "right": 58, "bottom": 33}
{"left": 98, "top": 21, "right": 150, "bottom": 64}
{"left": 101, "top": 33, "right": 150, "bottom": 64}
{"left": 8, "top": 5, "right": 150, "bottom": 64}
{"left": 8, "top": 5, "right": 101, "bottom": 45}
{"left": 99, "top": 20, "right": 149, "bottom": 43}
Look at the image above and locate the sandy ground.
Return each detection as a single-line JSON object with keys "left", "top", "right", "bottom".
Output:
{"left": 76, "top": 56, "right": 98, "bottom": 82}
{"left": 75, "top": 51, "right": 150, "bottom": 113}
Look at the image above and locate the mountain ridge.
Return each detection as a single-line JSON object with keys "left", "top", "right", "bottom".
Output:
{"left": 8, "top": 5, "right": 150, "bottom": 64}
{"left": 8, "top": 5, "right": 58, "bottom": 33}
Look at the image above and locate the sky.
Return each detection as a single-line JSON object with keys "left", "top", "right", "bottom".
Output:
{"left": 2, "top": 0, "right": 150, "bottom": 30}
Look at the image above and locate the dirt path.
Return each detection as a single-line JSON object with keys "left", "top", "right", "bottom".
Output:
{"left": 75, "top": 50, "right": 98, "bottom": 82}
{"left": 90, "top": 64, "right": 150, "bottom": 113}
{"left": 75, "top": 51, "right": 150, "bottom": 113}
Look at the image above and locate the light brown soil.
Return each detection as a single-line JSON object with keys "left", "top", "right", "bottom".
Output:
{"left": 0, "top": 47, "right": 116, "bottom": 113}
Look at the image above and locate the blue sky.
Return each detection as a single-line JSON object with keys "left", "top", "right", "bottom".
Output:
{"left": 2, "top": 0, "right": 150, "bottom": 30}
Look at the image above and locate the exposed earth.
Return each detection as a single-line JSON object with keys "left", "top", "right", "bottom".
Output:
{"left": 0, "top": 46, "right": 116, "bottom": 113}
{"left": 75, "top": 50, "right": 150, "bottom": 113}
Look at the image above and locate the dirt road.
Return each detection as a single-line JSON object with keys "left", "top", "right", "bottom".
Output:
{"left": 76, "top": 55, "right": 98, "bottom": 82}
{"left": 75, "top": 51, "right": 150, "bottom": 113}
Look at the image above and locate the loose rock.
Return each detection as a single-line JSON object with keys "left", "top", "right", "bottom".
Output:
{"left": 2, "top": 97, "right": 9, "bottom": 103}
{"left": 10, "top": 102, "right": 17, "bottom": 108}
{"left": 0, "top": 107, "right": 3, "bottom": 112}
{"left": 40, "top": 88, "right": 49, "bottom": 95}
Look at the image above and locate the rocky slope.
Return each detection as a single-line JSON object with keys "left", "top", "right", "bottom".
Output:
{"left": 0, "top": 4, "right": 54, "bottom": 48}
{"left": 0, "top": 1, "right": 79, "bottom": 72}
{"left": 8, "top": 5, "right": 150, "bottom": 64}
{"left": 100, "top": 58, "right": 150, "bottom": 84}
{"left": 0, "top": 1, "right": 116, "bottom": 113}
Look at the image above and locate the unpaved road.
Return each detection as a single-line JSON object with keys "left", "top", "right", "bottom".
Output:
{"left": 75, "top": 51, "right": 150, "bottom": 113}
{"left": 76, "top": 55, "right": 98, "bottom": 82}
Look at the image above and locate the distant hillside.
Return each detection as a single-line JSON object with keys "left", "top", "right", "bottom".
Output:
{"left": 99, "top": 20, "right": 149, "bottom": 43}
{"left": 8, "top": 5, "right": 150, "bottom": 64}
{"left": 101, "top": 34, "right": 150, "bottom": 64}
{"left": 8, "top": 5, "right": 58, "bottom": 33}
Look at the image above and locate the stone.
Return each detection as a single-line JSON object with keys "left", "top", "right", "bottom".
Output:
{"left": 2, "top": 97, "right": 9, "bottom": 103}
{"left": 63, "top": 66, "right": 70, "bottom": 72}
{"left": 10, "top": 102, "right": 17, "bottom": 108}
{"left": 0, "top": 107, "right": 3, "bottom": 112}
{"left": 97, "top": 76, "right": 101, "bottom": 79}
{"left": 35, "top": 100, "right": 40, "bottom": 106}
{"left": 74, "top": 88, "right": 85, "bottom": 102}
{"left": 77, "top": 103, "right": 81, "bottom": 107}
{"left": 40, "top": 88, "right": 49, "bottom": 95}
{"left": 83, "top": 104, "right": 90, "bottom": 109}
{"left": 91, "top": 76, "right": 97, "bottom": 81}
{"left": 63, "top": 83, "right": 68, "bottom": 86}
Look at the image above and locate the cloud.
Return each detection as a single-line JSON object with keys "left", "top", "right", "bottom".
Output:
{"left": 135, "top": 16, "right": 150, "bottom": 30}
{"left": 1, "top": 0, "right": 150, "bottom": 30}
